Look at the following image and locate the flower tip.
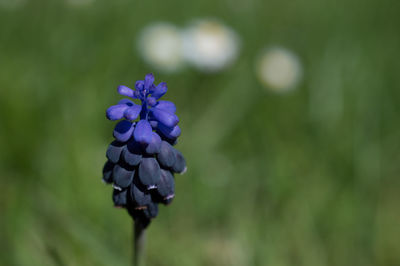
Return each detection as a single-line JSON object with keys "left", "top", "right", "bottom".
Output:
{"left": 135, "top": 80, "right": 144, "bottom": 91}
{"left": 147, "top": 185, "right": 157, "bottom": 190}
{"left": 106, "top": 104, "right": 129, "bottom": 120}
{"left": 145, "top": 73, "right": 155, "bottom": 88}
{"left": 152, "top": 82, "right": 168, "bottom": 99}
{"left": 112, "top": 184, "right": 123, "bottom": 191}
{"left": 150, "top": 108, "right": 179, "bottom": 128}
{"left": 179, "top": 166, "right": 187, "bottom": 175}
{"left": 165, "top": 194, "right": 175, "bottom": 200}
{"left": 145, "top": 73, "right": 154, "bottom": 80}
{"left": 117, "top": 85, "right": 134, "bottom": 97}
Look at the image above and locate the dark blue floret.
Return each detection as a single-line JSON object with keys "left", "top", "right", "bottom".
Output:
{"left": 113, "top": 188, "right": 128, "bottom": 207}
{"left": 106, "top": 141, "right": 125, "bottom": 163}
{"left": 130, "top": 183, "right": 152, "bottom": 207}
{"left": 157, "top": 123, "right": 181, "bottom": 140}
{"left": 113, "top": 120, "right": 134, "bottom": 142}
{"left": 156, "top": 169, "right": 175, "bottom": 199}
{"left": 113, "top": 164, "right": 134, "bottom": 189}
{"left": 102, "top": 160, "right": 114, "bottom": 184}
{"left": 156, "top": 141, "right": 176, "bottom": 168}
{"left": 171, "top": 149, "right": 186, "bottom": 174}
{"left": 143, "top": 202, "right": 159, "bottom": 219}
{"left": 143, "top": 132, "right": 161, "bottom": 155}
{"left": 138, "top": 157, "right": 161, "bottom": 189}
{"left": 122, "top": 140, "right": 143, "bottom": 166}
{"left": 103, "top": 74, "right": 186, "bottom": 228}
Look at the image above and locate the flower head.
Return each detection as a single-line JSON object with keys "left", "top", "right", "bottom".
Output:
{"left": 103, "top": 74, "right": 186, "bottom": 227}
{"left": 106, "top": 73, "right": 180, "bottom": 144}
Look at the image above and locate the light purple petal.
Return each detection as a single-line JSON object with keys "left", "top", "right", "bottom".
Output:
{"left": 155, "top": 100, "right": 176, "bottom": 113}
{"left": 149, "top": 84, "right": 156, "bottom": 94}
{"left": 135, "top": 80, "right": 144, "bottom": 91}
{"left": 117, "top": 85, "right": 134, "bottom": 98}
{"left": 151, "top": 82, "right": 167, "bottom": 99}
{"left": 134, "top": 91, "right": 141, "bottom": 98}
{"left": 113, "top": 120, "right": 134, "bottom": 142}
{"left": 134, "top": 120, "right": 153, "bottom": 144}
{"left": 151, "top": 108, "right": 179, "bottom": 128}
{"left": 106, "top": 104, "right": 129, "bottom": 120}
{"left": 124, "top": 105, "right": 142, "bottom": 120}
{"left": 147, "top": 97, "right": 157, "bottom": 106}
{"left": 118, "top": 99, "right": 134, "bottom": 106}
{"left": 144, "top": 73, "right": 155, "bottom": 89}
{"left": 158, "top": 124, "right": 181, "bottom": 139}
{"left": 149, "top": 120, "right": 158, "bottom": 129}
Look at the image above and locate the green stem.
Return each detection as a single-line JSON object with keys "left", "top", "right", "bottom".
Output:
{"left": 134, "top": 221, "right": 146, "bottom": 266}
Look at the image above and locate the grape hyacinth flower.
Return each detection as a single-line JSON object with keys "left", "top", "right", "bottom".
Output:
{"left": 102, "top": 74, "right": 186, "bottom": 265}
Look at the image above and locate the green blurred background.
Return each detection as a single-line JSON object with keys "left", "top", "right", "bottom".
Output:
{"left": 0, "top": 0, "right": 399, "bottom": 265}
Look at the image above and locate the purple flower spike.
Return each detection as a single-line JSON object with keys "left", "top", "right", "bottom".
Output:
{"left": 113, "top": 120, "right": 134, "bottom": 142}
{"left": 106, "top": 104, "right": 129, "bottom": 120}
{"left": 117, "top": 85, "right": 134, "bottom": 98}
{"left": 155, "top": 100, "right": 176, "bottom": 113}
{"left": 134, "top": 120, "right": 153, "bottom": 144}
{"left": 124, "top": 105, "right": 142, "bottom": 120}
{"left": 151, "top": 82, "right": 167, "bottom": 99}
{"left": 103, "top": 74, "right": 186, "bottom": 228}
{"left": 150, "top": 108, "right": 179, "bottom": 128}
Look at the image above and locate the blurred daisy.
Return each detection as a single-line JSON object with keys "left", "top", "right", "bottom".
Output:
{"left": 66, "top": 0, "right": 95, "bottom": 6}
{"left": 182, "top": 19, "right": 240, "bottom": 73}
{"left": 137, "top": 22, "right": 184, "bottom": 73}
{"left": 256, "top": 47, "right": 302, "bottom": 92}
{"left": 0, "top": 0, "right": 25, "bottom": 9}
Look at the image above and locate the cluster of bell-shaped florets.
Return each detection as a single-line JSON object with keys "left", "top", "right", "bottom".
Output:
{"left": 102, "top": 73, "right": 186, "bottom": 227}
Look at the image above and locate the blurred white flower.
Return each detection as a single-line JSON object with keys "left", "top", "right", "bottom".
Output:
{"left": 0, "top": 0, "right": 25, "bottom": 9}
{"left": 137, "top": 22, "right": 184, "bottom": 73}
{"left": 256, "top": 47, "right": 302, "bottom": 92}
{"left": 182, "top": 19, "right": 240, "bottom": 72}
{"left": 66, "top": 0, "right": 95, "bottom": 6}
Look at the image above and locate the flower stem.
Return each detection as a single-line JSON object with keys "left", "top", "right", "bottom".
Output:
{"left": 134, "top": 221, "right": 146, "bottom": 266}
